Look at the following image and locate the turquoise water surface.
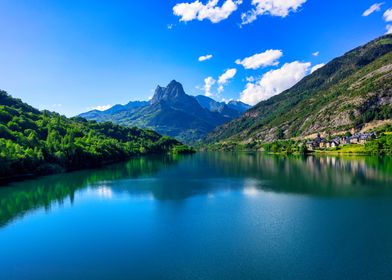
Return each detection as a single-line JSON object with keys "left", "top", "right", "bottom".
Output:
{"left": 1, "top": 153, "right": 392, "bottom": 280}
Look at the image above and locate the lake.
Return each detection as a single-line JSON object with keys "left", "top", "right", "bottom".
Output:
{"left": 1, "top": 153, "right": 392, "bottom": 280}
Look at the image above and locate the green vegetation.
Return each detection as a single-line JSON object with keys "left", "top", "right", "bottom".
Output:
{"left": 202, "top": 141, "right": 256, "bottom": 152}
{"left": 203, "top": 139, "right": 306, "bottom": 154}
{"left": 316, "top": 145, "right": 367, "bottom": 155}
{"left": 205, "top": 34, "right": 392, "bottom": 147}
{"left": 263, "top": 140, "right": 307, "bottom": 154}
{"left": 171, "top": 144, "right": 197, "bottom": 154}
{"left": 0, "top": 90, "right": 194, "bottom": 181}
{"left": 365, "top": 134, "right": 392, "bottom": 155}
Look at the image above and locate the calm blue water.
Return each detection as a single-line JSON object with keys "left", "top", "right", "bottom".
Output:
{"left": 1, "top": 153, "right": 392, "bottom": 280}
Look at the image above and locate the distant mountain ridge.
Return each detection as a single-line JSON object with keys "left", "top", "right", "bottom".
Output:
{"left": 195, "top": 95, "right": 250, "bottom": 119}
{"left": 79, "top": 80, "right": 251, "bottom": 144}
{"left": 205, "top": 35, "right": 392, "bottom": 146}
{"left": 105, "top": 101, "right": 149, "bottom": 114}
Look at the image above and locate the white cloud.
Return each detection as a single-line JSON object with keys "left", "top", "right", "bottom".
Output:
{"left": 217, "top": 85, "right": 224, "bottom": 93}
{"left": 92, "top": 105, "right": 112, "bottom": 111}
{"left": 312, "top": 51, "right": 319, "bottom": 57}
{"left": 310, "top": 63, "right": 325, "bottom": 73}
{"left": 240, "top": 61, "right": 311, "bottom": 105}
{"left": 241, "top": 0, "right": 307, "bottom": 25}
{"left": 383, "top": 9, "right": 392, "bottom": 32}
{"left": 363, "top": 3, "right": 384, "bottom": 17}
{"left": 173, "top": 0, "right": 242, "bottom": 23}
{"left": 203, "top": 76, "right": 216, "bottom": 97}
{"left": 386, "top": 24, "right": 392, "bottom": 34}
{"left": 218, "top": 68, "right": 237, "bottom": 93}
{"left": 384, "top": 8, "right": 392, "bottom": 21}
{"left": 198, "top": 54, "right": 213, "bottom": 61}
{"left": 235, "top": 49, "right": 282, "bottom": 70}
{"left": 246, "top": 76, "right": 256, "bottom": 82}
{"left": 167, "top": 24, "right": 175, "bottom": 29}
{"left": 202, "top": 68, "right": 237, "bottom": 97}
{"left": 218, "top": 68, "right": 237, "bottom": 84}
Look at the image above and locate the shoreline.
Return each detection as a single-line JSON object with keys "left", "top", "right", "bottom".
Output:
{"left": 0, "top": 150, "right": 196, "bottom": 187}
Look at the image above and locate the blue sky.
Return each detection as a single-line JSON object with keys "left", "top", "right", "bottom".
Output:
{"left": 0, "top": 0, "right": 391, "bottom": 116}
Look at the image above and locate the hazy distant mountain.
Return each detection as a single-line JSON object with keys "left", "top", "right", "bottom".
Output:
{"left": 195, "top": 95, "right": 251, "bottom": 119}
{"left": 79, "top": 80, "right": 250, "bottom": 144}
{"left": 205, "top": 35, "right": 392, "bottom": 145}
{"left": 226, "top": 100, "right": 252, "bottom": 113}
{"left": 79, "top": 101, "right": 148, "bottom": 120}
{"left": 105, "top": 101, "right": 149, "bottom": 114}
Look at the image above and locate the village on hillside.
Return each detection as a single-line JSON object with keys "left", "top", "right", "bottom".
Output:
{"left": 305, "top": 132, "right": 377, "bottom": 151}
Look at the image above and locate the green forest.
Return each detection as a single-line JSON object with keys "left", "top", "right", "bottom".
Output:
{"left": 0, "top": 90, "right": 194, "bottom": 180}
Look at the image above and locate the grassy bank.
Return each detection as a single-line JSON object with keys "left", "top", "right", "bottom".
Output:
{"left": 314, "top": 145, "right": 368, "bottom": 155}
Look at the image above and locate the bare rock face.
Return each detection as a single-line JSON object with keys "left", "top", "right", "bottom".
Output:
{"left": 150, "top": 80, "right": 192, "bottom": 107}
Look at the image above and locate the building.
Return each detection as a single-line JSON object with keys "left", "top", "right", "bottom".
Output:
{"left": 349, "top": 133, "right": 376, "bottom": 145}
{"left": 306, "top": 141, "right": 316, "bottom": 151}
{"left": 319, "top": 139, "right": 327, "bottom": 149}
{"left": 339, "top": 137, "right": 350, "bottom": 145}
{"left": 330, "top": 140, "right": 339, "bottom": 148}
{"left": 349, "top": 135, "right": 360, "bottom": 144}
{"left": 359, "top": 133, "right": 376, "bottom": 144}
{"left": 304, "top": 132, "right": 376, "bottom": 151}
{"left": 325, "top": 139, "right": 339, "bottom": 149}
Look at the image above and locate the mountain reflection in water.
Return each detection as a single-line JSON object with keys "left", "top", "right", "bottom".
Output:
{"left": 1, "top": 153, "right": 391, "bottom": 228}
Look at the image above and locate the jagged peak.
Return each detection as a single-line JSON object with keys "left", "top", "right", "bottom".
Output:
{"left": 151, "top": 80, "right": 186, "bottom": 104}
{"left": 166, "top": 80, "right": 185, "bottom": 94}
{"left": 167, "top": 79, "right": 181, "bottom": 86}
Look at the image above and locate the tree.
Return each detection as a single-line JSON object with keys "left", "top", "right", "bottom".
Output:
{"left": 276, "top": 128, "right": 284, "bottom": 140}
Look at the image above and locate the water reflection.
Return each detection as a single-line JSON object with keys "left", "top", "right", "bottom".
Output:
{"left": 0, "top": 155, "right": 182, "bottom": 227}
{"left": 1, "top": 153, "right": 392, "bottom": 228}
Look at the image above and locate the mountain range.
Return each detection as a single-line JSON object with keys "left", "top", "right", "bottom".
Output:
{"left": 79, "top": 81, "right": 250, "bottom": 144}
{"left": 205, "top": 35, "right": 392, "bottom": 146}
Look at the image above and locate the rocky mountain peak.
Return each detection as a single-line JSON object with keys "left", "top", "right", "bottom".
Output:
{"left": 150, "top": 80, "right": 186, "bottom": 105}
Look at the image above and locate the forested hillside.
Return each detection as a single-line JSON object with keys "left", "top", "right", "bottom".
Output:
{"left": 205, "top": 35, "right": 392, "bottom": 145}
{"left": 0, "top": 90, "right": 192, "bottom": 180}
